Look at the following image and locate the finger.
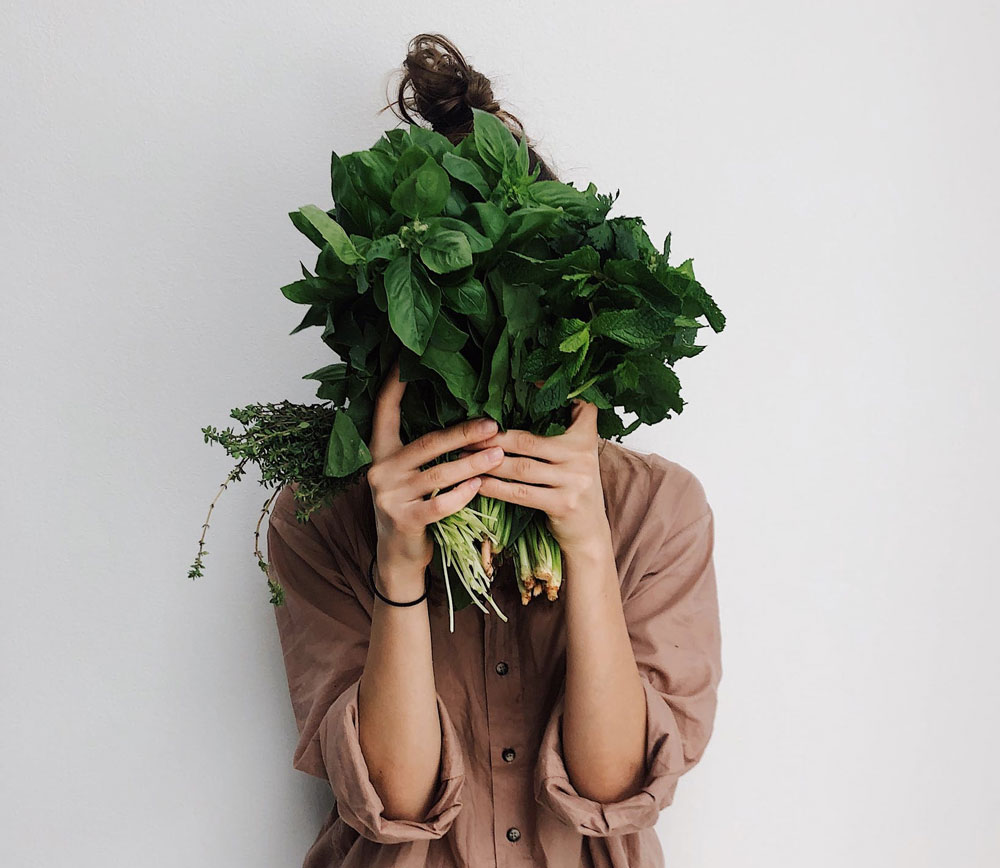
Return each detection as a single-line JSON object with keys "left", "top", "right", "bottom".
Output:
{"left": 455, "top": 439, "right": 500, "bottom": 461}
{"left": 476, "top": 427, "right": 562, "bottom": 462}
{"left": 370, "top": 358, "right": 405, "bottom": 461}
{"left": 464, "top": 435, "right": 500, "bottom": 451}
{"left": 410, "top": 476, "right": 484, "bottom": 524}
{"left": 475, "top": 475, "right": 558, "bottom": 512}
{"left": 481, "top": 453, "right": 561, "bottom": 487}
{"left": 411, "top": 446, "right": 505, "bottom": 497}
{"left": 403, "top": 416, "right": 499, "bottom": 470}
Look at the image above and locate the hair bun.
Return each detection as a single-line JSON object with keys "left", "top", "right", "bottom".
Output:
{"left": 382, "top": 33, "right": 558, "bottom": 181}
{"left": 390, "top": 33, "right": 512, "bottom": 143}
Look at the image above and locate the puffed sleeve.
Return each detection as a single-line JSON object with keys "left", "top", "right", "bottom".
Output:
{"left": 266, "top": 482, "right": 466, "bottom": 844}
{"left": 533, "top": 466, "right": 723, "bottom": 837}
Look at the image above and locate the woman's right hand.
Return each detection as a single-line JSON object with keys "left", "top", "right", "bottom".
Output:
{"left": 366, "top": 358, "right": 506, "bottom": 594}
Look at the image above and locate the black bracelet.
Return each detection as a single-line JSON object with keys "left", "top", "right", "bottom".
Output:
{"left": 367, "top": 551, "right": 430, "bottom": 607}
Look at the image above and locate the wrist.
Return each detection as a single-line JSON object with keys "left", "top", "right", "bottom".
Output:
{"left": 559, "top": 523, "right": 614, "bottom": 563}
{"left": 374, "top": 547, "right": 428, "bottom": 598}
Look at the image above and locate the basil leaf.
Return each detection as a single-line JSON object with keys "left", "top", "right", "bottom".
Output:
{"left": 419, "top": 228, "right": 473, "bottom": 274}
{"left": 441, "top": 275, "right": 488, "bottom": 315}
{"left": 324, "top": 410, "right": 371, "bottom": 477}
{"left": 472, "top": 107, "right": 518, "bottom": 172}
{"left": 419, "top": 344, "right": 479, "bottom": 412}
{"left": 483, "top": 321, "right": 510, "bottom": 422}
{"left": 296, "top": 204, "right": 365, "bottom": 265}
{"left": 390, "top": 155, "right": 451, "bottom": 219}
{"left": 383, "top": 252, "right": 439, "bottom": 354}
{"left": 442, "top": 152, "right": 491, "bottom": 199}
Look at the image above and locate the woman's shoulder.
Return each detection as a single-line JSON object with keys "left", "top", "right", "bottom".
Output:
{"left": 598, "top": 438, "right": 712, "bottom": 538}
{"left": 270, "top": 474, "right": 375, "bottom": 563}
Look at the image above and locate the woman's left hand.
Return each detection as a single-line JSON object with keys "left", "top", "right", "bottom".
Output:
{"left": 470, "top": 398, "right": 610, "bottom": 554}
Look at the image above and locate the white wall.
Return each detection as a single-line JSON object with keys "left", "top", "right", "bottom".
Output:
{"left": 3, "top": 2, "right": 998, "bottom": 866}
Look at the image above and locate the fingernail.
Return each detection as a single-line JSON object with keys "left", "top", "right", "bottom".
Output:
{"left": 484, "top": 446, "right": 503, "bottom": 461}
{"left": 477, "top": 418, "right": 498, "bottom": 434}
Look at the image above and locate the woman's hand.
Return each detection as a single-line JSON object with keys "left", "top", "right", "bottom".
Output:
{"left": 472, "top": 398, "right": 609, "bottom": 554}
{"left": 366, "top": 359, "right": 506, "bottom": 592}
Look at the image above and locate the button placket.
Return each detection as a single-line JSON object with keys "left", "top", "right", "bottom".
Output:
{"left": 483, "top": 594, "right": 530, "bottom": 864}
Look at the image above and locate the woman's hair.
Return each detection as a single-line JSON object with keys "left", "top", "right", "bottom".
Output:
{"left": 381, "top": 32, "right": 559, "bottom": 182}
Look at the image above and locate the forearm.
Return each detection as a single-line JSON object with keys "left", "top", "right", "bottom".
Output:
{"left": 358, "top": 555, "right": 442, "bottom": 821}
{"left": 561, "top": 529, "right": 648, "bottom": 802}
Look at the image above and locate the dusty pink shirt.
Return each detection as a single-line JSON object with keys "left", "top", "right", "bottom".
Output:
{"left": 267, "top": 438, "right": 723, "bottom": 868}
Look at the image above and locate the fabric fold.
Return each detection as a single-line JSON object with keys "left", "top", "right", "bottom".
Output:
{"left": 320, "top": 680, "right": 467, "bottom": 844}
{"left": 533, "top": 676, "right": 682, "bottom": 837}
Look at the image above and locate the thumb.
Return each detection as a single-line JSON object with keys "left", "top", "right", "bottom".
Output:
{"left": 568, "top": 397, "right": 598, "bottom": 429}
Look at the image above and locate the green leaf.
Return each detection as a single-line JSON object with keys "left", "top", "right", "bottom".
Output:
{"left": 502, "top": 204, "right": 562, "bottom": 246}
{"left": 390, "top": 155, "right": 451, "bottom": 219}
{"left": 324, "top": 410, "right": 372, "bottom": 477}
{"left": 576, "top": 382, "right": 613, "bottom": 409}
{"left": 484, "top": 321, "right": 510, "bottom": 422}
{"left": 393, "top": 144, "right": 433, "bottom": 183}
{"left": 296, "top": 204, "right": 366, "bottom": 265}
{"left": 532, "top": 365, "right": 571, "bottom": 414}
{"left": 289, "top": 303, "right": 327, "bottom": 335}
{"left": 419, "top": 344, "right": 479, "bottom": 412}
{"left": 406, "top": 124, "right": 454, "bottom": 159}
{"left": 365, "top": 234, "right": 404, "bottom": 262}
{"left": 590, "top": 308, "right": 669, "bottom": 348}
{"left": 428, "top": 310, "right": 469, "bottom": 352}
{"left": 472, "top": 107, "right": 519, "bottom": 172}
{"left": 630, "top": 357, "right": 684, "bottom": 422}
{"left": 288, "top": 210, "right": 324, "bottom": 248}
{"left": 520, "top": 345, "right": 560, "bottom": 382}
{"left": 469, "top": 201, "right": 509, "bottom": 243}
{"left": 496, "top": 272, "right": 542, "bottom": 333}
{"left": 279, "top": 277, "right": 348, "bottom": 305}
{"left": 613, "top": 358, "right": 640, "bottom": 392}
{"left": 441, "top": 152, "right": 491, "bottom": 199}
{"left": 383, "top": 252, "right": 440, "bottom": 354}
{"left": 303, "top": 362, "right": 350, "bottom": 403}
{"left": 558, "top": 322, "right": 589, "bottom": 353}
{"left": 426, "top": 217, "right": 493, "bottom": 253}
{"left": 302, "top": 362, "right": 348, "bottom": 383}
{"left": 610, "top": 216, "right": 659, "bottom": 263}
{"left": 441, "top": 275, "right": 488, "bottom": 315}
{"left": 330, "top": 151, "right": 376, "bottom": 237}
{"left": 685, "top": 281, "right": 726, "bottom": 333}
{"left": 513, "top": 131, "right": 529, "bottom": 178}
{"left": 353, "top": 149, "right": 395, "bottom": 206}
{"left": 526, "top": 180, "right": 609, "bottom": 221}
{"left": 419, "top": 228, "right": 473, "bottom": 274}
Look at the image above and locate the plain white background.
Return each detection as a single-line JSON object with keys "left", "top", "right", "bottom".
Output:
{"left": 3, "top": 2, "right": 998, "bottom": 865}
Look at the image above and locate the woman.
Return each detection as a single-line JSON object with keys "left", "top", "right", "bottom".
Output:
{"left": 267, "top": 33, "right": 723, "bottom": 868}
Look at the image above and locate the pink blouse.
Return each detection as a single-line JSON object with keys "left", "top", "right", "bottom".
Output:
{"left": 267, "top": 437, "right": 723, "bottom": 867}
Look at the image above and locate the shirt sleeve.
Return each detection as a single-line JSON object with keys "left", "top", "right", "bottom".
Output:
{"left": 533, "top": 467, "right": 723, "bottom": 837}
{"left": 266, "top": 482, "right": 466, "bottom": 844}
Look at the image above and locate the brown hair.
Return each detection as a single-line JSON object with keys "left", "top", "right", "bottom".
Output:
{"left": 381, "top": 33, "right": 559, "bottom": 182}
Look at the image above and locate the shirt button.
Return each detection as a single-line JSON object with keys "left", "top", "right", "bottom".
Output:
{"left": 502, "top": 747, "right": 516, "bottom": 762}
{"left": 495, "top": 661, "right": 509, "bottom": 676}
{"left": 506, "top": 827, "right": 521, "bottom": 842}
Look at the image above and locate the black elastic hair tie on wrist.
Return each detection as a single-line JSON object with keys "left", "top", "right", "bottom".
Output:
{"left": 367, "top": 550, "right": 431, "bottom": 607}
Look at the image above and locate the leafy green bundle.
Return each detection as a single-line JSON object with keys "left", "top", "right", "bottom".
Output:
{"left": 190, "top": 108, "right": 725, "bottom": 630}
